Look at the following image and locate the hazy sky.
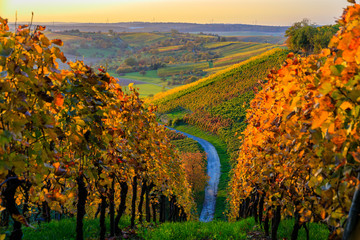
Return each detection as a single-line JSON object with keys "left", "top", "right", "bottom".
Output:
{"left": 0, "top": 0, "right": 350, "bottom": 26}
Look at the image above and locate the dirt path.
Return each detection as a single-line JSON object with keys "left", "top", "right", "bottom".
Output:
{"left": 168, "top": 127, "right": 221, "bottom": 222}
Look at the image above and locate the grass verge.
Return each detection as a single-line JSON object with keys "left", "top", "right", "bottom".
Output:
{"left": 20, "top": 216, "right": 131, "bottom": 240}
{"left": 139, "top": 218, "right": 255, "bottom": 240}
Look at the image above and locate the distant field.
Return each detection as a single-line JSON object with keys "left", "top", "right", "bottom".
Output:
{"left": 203, "top": 42, "right": 236, "bottom": 49}
{"left": 191, "top": 31, "right": 285, "bottom": 36}
{"left": 45, "top": 32, "right": 86, "bottom": 41}
{"left": 49, "top": 30, "right": 284, "bottom": 97}
{"left": 127, "top": 83, "right": 165, "bottom": 97}
{"left": 119, "top": 32, "right": 171, "bottom": 47}
{"left": 157, "top": 45, "right": 183, "bottom": 52}
{"left": 158, "top": 42, "right": 275, "bottom": 77}
{"left": 122, "top": 70, "right": 165, "bottom": 85}
{"left": 231, "top": 35, "right": 286, "bottom": 44}
{"left": 77, "top": 48, "right": 117, "bottom": 58}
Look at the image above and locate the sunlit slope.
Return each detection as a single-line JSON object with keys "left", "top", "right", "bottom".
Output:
{"left": 152, "top": 48, "right": 288, "bottom": 157}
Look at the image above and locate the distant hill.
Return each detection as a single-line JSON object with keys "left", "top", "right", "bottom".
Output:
{"left": 8, "top": 22, "right": 288, "bottom": 35}
{"left": 152, "top": 48, "right": 289, "bottom": 158}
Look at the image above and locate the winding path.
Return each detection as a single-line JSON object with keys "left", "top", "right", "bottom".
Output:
{"left": 168, "top": 127, "right": 221, "bottom": 222}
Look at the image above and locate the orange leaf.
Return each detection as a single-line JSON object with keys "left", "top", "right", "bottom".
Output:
{"left": 37, "top": 25, "right": 46, "bottom": 31}
{"left": 321, "top": 49, "right": 331, "bottom": 56}
{"left": 312, "top": 111, "right": 329, "bottom": 129}
{"left": 340, "top": 101, "right": 353, "bottom": 110}
{"left": 320, "top": 209, "right": 326, "bottom": 220}
{"left": 33, "top": 44, "right": 42, "bottom": 54}
{"left": 51, "top": 39, "right": 63, "bottom": 46}
{"left": 54, "top": 93, "right": 64, "bottom": 106}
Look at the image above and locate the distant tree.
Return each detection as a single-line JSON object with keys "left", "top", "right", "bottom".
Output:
{"left": 171, "top": 29, "right": 179, "bottom": 37}
{"left": 139, "top": 70, "right": 146, "bottom": 76}
{"left": 285, "top": 19, "right": 339, "bottom": 54}
{"left": 312, "top": 24, "right": 339, "bottom": 53}
{"left": 124, "top": 57, "right": 138, "bottom": 67}
{"left": 285, "top": 19, "right": 316, "bottom": 54}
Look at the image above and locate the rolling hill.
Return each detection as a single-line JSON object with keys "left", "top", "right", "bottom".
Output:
{"left": 152, "top": 48, "right": 288, "bottom": 158}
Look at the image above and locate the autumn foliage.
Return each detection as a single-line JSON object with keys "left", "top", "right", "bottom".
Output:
{"left": 229, "top": 3, "right": 360, "bottom": 239}
{"left": 180, "top": 152, "right": 208, "bottom": 193}
{"left": 0, "top": 18, "right": 194, "bottom": 239}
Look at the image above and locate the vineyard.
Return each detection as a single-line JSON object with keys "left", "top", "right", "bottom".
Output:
{"left": 150, "top": 2, "right": 360, "bottom": 239}
{"left": 2, "top": 1, "right": 360, "bottom": 240}
{"left": 0, "top": 18, "right": 196, "bottom": 240}
{"left": 229, "top": 3, "right": 360, "bottom": 239}
{"left": 152, "top": 48, "right": 288, "bottom": 158}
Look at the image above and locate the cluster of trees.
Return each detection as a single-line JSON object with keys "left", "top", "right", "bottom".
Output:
{"left": 115, "top": 56, "right": 166, "bottom": 74}
{"left": 230, "top": 4, "right": 360, "bottom": 239}
{"left": 0, "top": 19, "right": 195, "bottom": 240}
{"left": 285, "top": 19, "right": 339, "bottom": 54}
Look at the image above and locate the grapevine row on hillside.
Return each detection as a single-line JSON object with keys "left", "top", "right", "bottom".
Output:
{"left": 0, "top": 19, "right": 194, "bottom": 240}
{"left": 153, "top": 49, "right": 288, "bottom": 158}
{"left": 229, "top": 3, "right": 360, "bottom": 239}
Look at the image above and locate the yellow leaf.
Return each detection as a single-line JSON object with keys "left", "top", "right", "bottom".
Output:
{"left": 11, "top": 214, "right": 35, "bottom": 228}
{"left": 33, "top": 44, "right": 42, "bottom": 54}
{"left": 340, "top": 101, "right": 353, "bottom": 110}
{"left": 312, "top": 111, "right": 329, "bottom": 129}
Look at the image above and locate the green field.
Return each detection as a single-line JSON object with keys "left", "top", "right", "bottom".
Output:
{"left": 123, "top": 70, "right": 167, "bottom": 85}
{"left": 123, "top": 83, "right": 165, "bottom": 97}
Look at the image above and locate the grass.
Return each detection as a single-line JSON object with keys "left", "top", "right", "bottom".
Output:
{"left": 107, "top": 70, "right": 180, "bottom": 98}
{"left": 139, "top": 217, "right": 329, "bottom": 240}
{"left": 165, "top": 107, "right": 191, "bottom": 120}
{"left": 139, "top": 218, "right": 255, "bottom": 240}
{"left": 123, "top": 70, "right": 165, "bottom": 85}
{"left": 77, "top": 47, "right": 119, "bottom": 58}
{"left": 276, "top": 218, "right": 329, "bottom": 240}
{"left": 14, "top": 215, "right": 329, "bottom": 240}
{"left": 174, "top": 124, "right": 231, "bottom": 220}
{"left": 132, "top": 84, "right": 165, "bottom": 97}
{"left": 20, "top": 216, "right": 131, "bottom": 240}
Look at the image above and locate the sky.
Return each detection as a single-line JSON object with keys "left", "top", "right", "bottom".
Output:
{"left": 0, "top": 0, "right": 350, "bottom": 26}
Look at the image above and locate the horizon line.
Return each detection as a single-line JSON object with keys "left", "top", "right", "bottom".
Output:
{"left": 5, "top": 20, "right": 294, "bottom": 27}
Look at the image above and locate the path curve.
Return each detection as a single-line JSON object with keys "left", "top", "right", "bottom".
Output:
{"left": 168, "top": 127, "right": 221, "bottom": 222}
